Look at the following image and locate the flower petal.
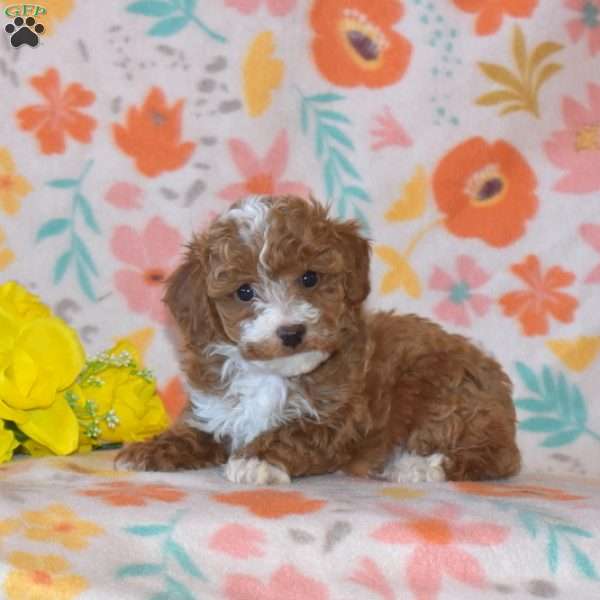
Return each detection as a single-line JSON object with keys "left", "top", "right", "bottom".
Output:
{"left": 19, "top": 395, "right": 79, "bottom": 455}
{"left": 372, "top": 521, "right": 421, "bottom": 544}
{"left": 456, "top": 255, "right": 489, "bottom": 288}
{"left": 142, "top": 217, "right": 182, "bottom": 269}
{"left": 407, "top": 546, "right": 443, "bottom": 600}
{"left": 114, "top": 270, "right": 151, "bottom": 314}
{"left": 229, "top": 138, "right": 261, "bottom": 178}
{"left": 468, "top": 293, "right": 493, "bottom": 317}
{"left": 111, "top": 226, "right": 146, "bottom": 269}
{"left": 441, "top": 547, "right": 486, "bottom": 588}
{"left": 434, "top": 299, "right": 470, "bottom": 327}
{"left": 453, "top": 522, "right": 509, "bottom": 545}
{"left": 263, "top": 130, "right": 288, "bottom": 181}
{"left": 429, "top": 267, "right": 454, "bottom": 291}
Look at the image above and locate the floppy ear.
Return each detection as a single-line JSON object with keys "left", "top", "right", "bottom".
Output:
{"left": 163, "top": 234, "right": 222, "bottom": 347}
{"left": 335, "top": 220, "right": 371, "bottom": 305}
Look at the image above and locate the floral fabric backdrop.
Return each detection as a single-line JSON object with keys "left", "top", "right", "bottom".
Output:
{"left": 1, "top": 2, "right": 600, "bottom": 598}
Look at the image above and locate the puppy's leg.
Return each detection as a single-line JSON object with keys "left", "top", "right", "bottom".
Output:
{"left": 404, "top": 395, "right": 521, "bottom": 482}
{"left": 229, "top": 422, "right": 349, "bottom": 485}
{"left": 115, "top": 424, "right": 228, "bottom": 472}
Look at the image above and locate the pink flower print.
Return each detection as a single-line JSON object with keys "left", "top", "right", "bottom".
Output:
{"left": 544, "top": 83, "right": 600, "bottom": 193}
{"left": 224, "top": 564, "right": 329, "bottom": 600}
{"left": 580, "top": 223, "right": 600, "bottom": 283}
{"left": 105, "top": 181, "right": 143, "bottom": 209}
{"left": 225, "top": 0, "right": 296, "bottom": 16}
{"left": 209, "top": 524, "right": 265, "bottom": 559}
{"left": 429, "top": 255, "right": 492, "bottom": 327}
{"left": 370, "top": 106, "right": 412, "bottom": 151}
{"left": 349, "top": 557, "right": 394, "bottom": 600}
{"left": 219, "top": 130, "right": 310, "bottom": 203}
{"left": 372, "top": 503, "right": 508, "bottom": 600}
{"left": 564, "top": 0, "right": 600, "bottom": 55}
{"left": 111, "top": 216, "right": 182, "bottom": 323}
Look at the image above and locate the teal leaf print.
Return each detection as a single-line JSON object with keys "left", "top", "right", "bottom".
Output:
{"left": 514, "top": 363, "right": 600, "bottom": 447}
{"left": 149, "top": 15, "right": 189, "bottom": 36}
{"left": 499, "top": 502, "right": 600, "bottom": 581}
{"left": 165, "top": 539, "right": 202, "bottom": 578}
{"left": 298, "top": 89, "right": 370, "bottom": 232}
{"left": 117, "top": 563, "right": 164, "bottom": 577}
{"left": 53, "top": 251, "right": 71, "bottom": 283}
{"left": 36, "top": 218, "right": 70, "bottom": 240}
{"left": 165, "top": 575, "right": 196, "bottom": 600}
{"left": 38, "top": 160, "right": 100, "bottom": 302}
{"left": 47, "top": 178, "right": 78, "bottom": 189}
{"left": 570, "top": 543, "right": 599, "bottom": 579}
{"left": 515, "top": 362, "right": 542, "bottom": 395}
{"left": 117, "top": 511, "right": 204, "bottom": 597}
{"left": 127, "top": 1, "right": 175, "bottom": 16}
{"left": 75, "top": 193, "right": 100, "bottom": 234}
{"left": 126, "top": 524, "right": 171, "bottom": 537}
{"left": 126, "top": 0, "right": 225, "bottom": 43}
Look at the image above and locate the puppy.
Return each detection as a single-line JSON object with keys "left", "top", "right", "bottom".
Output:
{"left": 117, "top": 195, "right": 520, "bottom": 484}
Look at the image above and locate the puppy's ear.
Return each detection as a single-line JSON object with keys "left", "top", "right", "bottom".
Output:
{"left": 335, "top": 220, "right": 371, "bottom": 305}
{"left": 163, "top": 234, "right": 222, "bottom": 346}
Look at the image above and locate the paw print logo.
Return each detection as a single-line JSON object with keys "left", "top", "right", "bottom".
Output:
{"left": 5, "top": 16, "right": 44, "bottom": 48}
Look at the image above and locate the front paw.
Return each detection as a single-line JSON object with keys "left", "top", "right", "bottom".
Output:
{"left": 224, "top": 457, "right": 291, "bottom": 485}
{"left": 114, "top": 442, "right": 156, "bottom": 472}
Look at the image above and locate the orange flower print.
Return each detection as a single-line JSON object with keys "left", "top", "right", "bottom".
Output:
{"left": 310, "top": 0, "right": 412, "bottom": 88}
{"left": 16, "top": 68, "right": 96, "bottom": 155}
{"left": 454, "top": 481, "right": 585, "bottom": 501}
{"left": 80, "top": 481, "right": 186, "bottom": 507}
{"left": 452, "top": 0, "right": 538, "bottom": 36}
{"left": 433, "top": 137, "right": 538, "bottom": 247}
{"left": 214, "top": 489, "right": 326, "bottom": 519}
{"left": 3, "top": 552, "right": 87, "bottom": 600}
{"left": 0, "top": 147, "right": 32, "bottom": 215}
{"left": 113, "top": 87, "right": 196, "bottom": 177}
{"left": 499, "top": 255, "right": 578, "bottom": 336}
{"left": 23, "top": 504, "right": 103, "bottom": 550}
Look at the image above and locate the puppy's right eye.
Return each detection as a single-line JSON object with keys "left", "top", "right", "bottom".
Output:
{"left": 236, "top": 284, "right": 255, "bottom": 302}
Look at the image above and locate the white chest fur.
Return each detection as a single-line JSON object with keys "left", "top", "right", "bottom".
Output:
{"left": 187, "top": 346, "right": 321, "bottom": 451}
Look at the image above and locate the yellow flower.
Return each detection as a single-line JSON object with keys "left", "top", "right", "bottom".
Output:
{"left": 0, "top": 147, "right": 32, "bottom": 215}
{"left": 0, "top": 0, "right": 75, "bottom": 35}
{"left": 3, "top": 551, "right": 87, "bottom": 600}
{"left": 67, "top": 341, "right": 168, "bottom": 449}
{"left": 0, "top": 420, "right": 19, "bottom": 464}
{"left": 243, "top": 31, "right": 284, "bottom": 117}
{"left": 0, "top": 517, "right": 20, "bottom": 538}
{"left": 23, "top": 504, "right": 104, "bottom": 550}
{"left": 0, "top": 282, "right": 83, "bottom": 455}
{"left": 0, "top": 227, "right": 15, "bottom": 271}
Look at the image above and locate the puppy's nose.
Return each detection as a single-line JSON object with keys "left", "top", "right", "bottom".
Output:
{"left": 276, "top": 324, "right": 306, "bottom": 348}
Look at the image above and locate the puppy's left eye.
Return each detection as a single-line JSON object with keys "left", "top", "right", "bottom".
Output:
{"left": 301, "top": 271, "right": 319, "bottom": 288}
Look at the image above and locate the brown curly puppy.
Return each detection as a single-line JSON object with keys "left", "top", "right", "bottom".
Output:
{"left": 116, "top": 195, "right": 520, "bottom": 484}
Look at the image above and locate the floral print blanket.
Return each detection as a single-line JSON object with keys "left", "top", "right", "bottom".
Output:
{"left": 0, "top": 451, "right": 599, "bottom": 599}
{"left": 1, "top": 0, "right": 600, "bottom": 597}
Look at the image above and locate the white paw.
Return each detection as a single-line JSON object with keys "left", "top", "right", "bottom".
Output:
{"left": 383, "top": 452, "right": 447, "bottom": 483}
{"left": 224, "top": 457, "right": 291, "bottom": 485}
{"left": 113, "top": 454, "right": 143, "bottom": 472}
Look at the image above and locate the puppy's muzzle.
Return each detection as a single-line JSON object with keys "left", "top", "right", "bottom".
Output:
{"left": 276, "top": 324, "right": 306, "bottom": 348}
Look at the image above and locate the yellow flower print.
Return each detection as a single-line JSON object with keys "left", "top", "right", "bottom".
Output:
{"left": 3, "top": 552, "right": 87, "bottom": 600}
{"left": 0, "top": 1, "right": 75, "bottom": 35}
{"left": 23, "top": 504, "right": 104, "bottom": 550}
{"left": 0, "top": 517, "right": 20, "bottom": 538}
{"left": 0, "top": 227, "right": 15, "bottom": 271}
{"left": 243, "top": 31, "right": 284, "bottom": 117}
{"left": 0, "top": 147, "right": 32, "bottom": 216}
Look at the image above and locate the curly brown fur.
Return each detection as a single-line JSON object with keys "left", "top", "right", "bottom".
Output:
{"left": 117, "top": 195, "right": 520, "bottom": 483}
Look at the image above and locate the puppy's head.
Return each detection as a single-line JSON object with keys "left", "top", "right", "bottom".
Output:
{"left": 164, "top": 195, "right": 370, "bottom": 376}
